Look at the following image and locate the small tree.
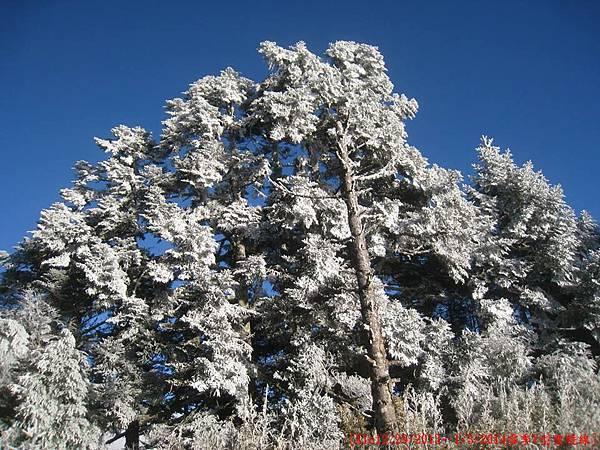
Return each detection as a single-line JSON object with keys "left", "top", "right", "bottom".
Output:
{"left": 0, "top": 291, "right": 101, "bottom": 449}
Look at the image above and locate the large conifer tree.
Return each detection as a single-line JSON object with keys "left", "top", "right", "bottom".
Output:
{"left": 1, "top": 41, "right": 599, "bottom": 449}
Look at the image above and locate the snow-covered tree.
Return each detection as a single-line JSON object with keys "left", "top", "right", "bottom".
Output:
{"left": 0, "top": 291, "right": 102, "bottom": 449}
{"left": 1, "top": 41, "right": 599, "bottom": 449}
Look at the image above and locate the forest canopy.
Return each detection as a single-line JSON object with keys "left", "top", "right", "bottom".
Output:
{"left": 1, "top": 41, "right": 599, "bottom": 449}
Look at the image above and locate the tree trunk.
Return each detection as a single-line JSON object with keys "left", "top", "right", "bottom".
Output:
{"left": 232, "top": 237, "right": 257, "bottom": 404}
{"left": 337, "top": 139, "right": 399, "bottom": 434}
{"left": 125, "top": 419, "right": 140, "bottom": 450}
{"left": 232, "top": 239, "right": 251, "bottom": 339}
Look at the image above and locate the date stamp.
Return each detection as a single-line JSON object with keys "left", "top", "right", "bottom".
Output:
{"left": 349, "top": 432, "right": 599, "bottom": 447}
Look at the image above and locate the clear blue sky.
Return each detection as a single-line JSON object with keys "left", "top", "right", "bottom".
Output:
{"left": 1, "top": 0, "right": 599, "bottom": 252}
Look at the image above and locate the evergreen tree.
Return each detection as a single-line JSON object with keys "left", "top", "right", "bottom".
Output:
{"left": 0, "top": 291, "right": 102, "bottom": 449}
{"left": 1, "top": 41, "right": 599, "bottom": 449}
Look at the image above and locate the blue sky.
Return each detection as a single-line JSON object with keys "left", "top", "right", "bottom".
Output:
{"left": 1, "top": 0, "right": 599, "bottom": 252}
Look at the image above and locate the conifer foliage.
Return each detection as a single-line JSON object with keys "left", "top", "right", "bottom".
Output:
{"left": 1, "top": 42, "right": 599, "bottom": 449}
